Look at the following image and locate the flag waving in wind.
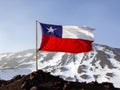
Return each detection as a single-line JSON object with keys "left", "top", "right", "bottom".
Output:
{"left": 39, "top": 23, "right": 94, "bottom": 53}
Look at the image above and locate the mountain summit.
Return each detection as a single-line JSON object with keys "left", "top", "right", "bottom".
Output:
{"left": 1, "top": 70, "right": 119, "bottom": 90}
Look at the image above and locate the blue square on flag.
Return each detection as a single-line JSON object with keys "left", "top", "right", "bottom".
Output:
{"left": 40, "top": 23, "right": 62, "bottom": 38}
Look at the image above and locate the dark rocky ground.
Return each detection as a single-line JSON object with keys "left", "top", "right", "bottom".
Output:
{"left": 0, "top": 70, "right": 120, "bottom": 90}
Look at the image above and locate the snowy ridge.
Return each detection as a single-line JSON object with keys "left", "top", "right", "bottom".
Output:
{"left": 0, "top": 44, "right": 120, "bottom": 88}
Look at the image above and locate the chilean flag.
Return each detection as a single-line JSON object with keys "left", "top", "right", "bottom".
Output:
{"left": 39, "top": 23, "right": 94, "bottom": 53}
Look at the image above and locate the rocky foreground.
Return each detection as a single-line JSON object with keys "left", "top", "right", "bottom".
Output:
{"left": 0, "top": 70, "right": 120, "bottom": 90}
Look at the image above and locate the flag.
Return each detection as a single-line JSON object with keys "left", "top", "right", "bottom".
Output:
{"left": 39, "top": 23, "right": 94, "bottom": 53}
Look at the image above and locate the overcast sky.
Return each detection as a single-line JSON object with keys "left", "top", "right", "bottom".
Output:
{"left": 0, "top": 0, "right": 120, "bottom": 52}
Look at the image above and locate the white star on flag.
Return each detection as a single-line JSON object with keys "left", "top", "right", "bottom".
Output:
{"left": 47, "top": 27, "right": 56, "bottom": 33}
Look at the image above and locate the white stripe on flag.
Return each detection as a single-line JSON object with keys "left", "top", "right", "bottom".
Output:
{"left": 62, "top": 26, "right": 94, "bottom": 41}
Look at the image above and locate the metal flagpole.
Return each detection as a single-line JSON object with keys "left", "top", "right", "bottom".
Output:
{"left": 35, "top": 20, "right": 38, "bottom": 71}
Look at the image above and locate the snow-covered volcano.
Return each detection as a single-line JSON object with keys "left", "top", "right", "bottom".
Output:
{"left": 0, "top": 43, "right": 120, "bottom": 88}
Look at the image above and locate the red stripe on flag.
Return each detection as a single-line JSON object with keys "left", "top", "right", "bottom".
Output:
{"left": 39, "top": 35, "right": 93, "bottom": 53}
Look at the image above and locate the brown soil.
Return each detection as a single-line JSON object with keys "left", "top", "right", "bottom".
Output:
{"left": 0, "top": 70, "right": 120, "bottom": 90}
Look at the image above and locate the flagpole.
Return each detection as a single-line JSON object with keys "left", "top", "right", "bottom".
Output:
{"left": 35, "top": 20, "right": 38, "bottom": 71}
